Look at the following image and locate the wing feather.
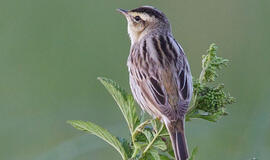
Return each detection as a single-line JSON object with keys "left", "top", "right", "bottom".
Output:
{"left": 128, "top": 34, "right": 192, "bottom": 119}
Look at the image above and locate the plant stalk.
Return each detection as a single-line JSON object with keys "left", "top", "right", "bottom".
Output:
{"left": 143, "top": 123, "right": 164, "bottom": 154}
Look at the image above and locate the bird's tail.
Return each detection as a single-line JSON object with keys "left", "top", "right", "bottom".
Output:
{"left": 165, "top": 118, "right": 189, "bottom": 160}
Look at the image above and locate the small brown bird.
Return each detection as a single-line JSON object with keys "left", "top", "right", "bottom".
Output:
{"left": 117, "top": 6, "right": 193, "bottom": 160}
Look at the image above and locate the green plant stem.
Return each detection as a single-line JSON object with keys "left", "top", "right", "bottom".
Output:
{"left": 131, "top": 120, "right": 150, "bottom": 159}
{"left": 132, "top": 120, "right": 150, "bottom": 142}
{"left": 199, "top": 65, "right": 207, "bottom": 84}
{"left": 187, "top": 59, "right": 207, "bottom": 116}
{"left": 143, "top": 123, "right": 164, "bottom": 154}
{"left": 131, "top": 120, "right": 150, "bottom": 144}
{"left": 131, "top": 146, "right": 139, "bottom": 158}
{"left": 199, "top": 52, "right": 211, "bottom": 84}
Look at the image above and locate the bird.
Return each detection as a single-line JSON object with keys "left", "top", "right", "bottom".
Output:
{"left": 117, "top": 6, "right": 193, "bottom": 160}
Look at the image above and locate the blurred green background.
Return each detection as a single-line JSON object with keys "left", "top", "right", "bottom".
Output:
{"left": 0, "top": 0, "right": 269, "bottom": 160}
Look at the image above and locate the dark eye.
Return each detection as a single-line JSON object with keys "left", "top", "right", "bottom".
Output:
{"left": 134, "top": 16, "right": 141, "bottom": 21}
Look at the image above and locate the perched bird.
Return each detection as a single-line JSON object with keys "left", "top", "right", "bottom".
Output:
{"left": 117, "top": 6, "right": 193, "bottom": 160}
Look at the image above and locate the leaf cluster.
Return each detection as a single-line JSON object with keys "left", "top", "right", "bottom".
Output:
{"left": 186, "top": 44, "right": 235, "bottom": 122}
{"left": 68, "top": 44, "right": 235, "bottom": 159}
{"left": 69, "top": 77, "right": 175, "bottom": 160}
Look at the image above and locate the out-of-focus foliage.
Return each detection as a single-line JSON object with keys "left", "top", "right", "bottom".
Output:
{"left": 68, "top": 44, "right": 235, "bottom": 159}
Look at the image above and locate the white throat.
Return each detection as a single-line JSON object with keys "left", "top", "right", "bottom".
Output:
{"left": 128, "top": 26, "right": 149, "bottom": 45}
{"left": 128, "top": 27, "right": 139, "bottom": 45}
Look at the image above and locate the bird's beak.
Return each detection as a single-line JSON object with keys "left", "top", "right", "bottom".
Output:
{"left": 116, "top": 8, "right": 129, "bottom": 16}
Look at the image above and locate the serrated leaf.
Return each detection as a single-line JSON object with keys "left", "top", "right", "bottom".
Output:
{"left": 98, "top": 77, "right": 139, "bottom": 134}
{"left": 151, "top": 119, "right": 158, "bottom": 133}
{"left": 149, "top": 149, "right": 161, "bottom": 160}
{"left": 188, "top": 43, "right": 235, "bottom": 122}
{"left": 143, "top": 152, "right": 155, "bottom": 160}
{"left": 153, "top": 139, "right": 167, "bottom": 151}
{"left": 151, "top": 119, "right": 162, "bottom": 133}
{"left": 117, "top": 137, "right": 132, "bottom": 158}
{"left": 200, "top": 43, "right": 229, "bottom": 83}
{"left": 134, "top": 141, "right": 148, "bottom": 149}
{"left": 186, "top": 112, "right": 220, "bottom": 122}
{"left": 67, "top": 120, "right": 127, "bottom": 160}
{"left": 159, "top": 151, "right": 175, "bottom": 160}
{"left": 142, "top": 129, "right": 154, "bottom": 142}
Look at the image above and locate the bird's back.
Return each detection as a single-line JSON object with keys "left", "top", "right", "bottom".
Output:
{"left": 127, "top": 33, "right": 193, "bottom": 121}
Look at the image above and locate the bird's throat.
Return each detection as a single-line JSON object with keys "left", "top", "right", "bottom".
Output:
{"left": 128, "top": 27, "right": 150, "bottom": 45}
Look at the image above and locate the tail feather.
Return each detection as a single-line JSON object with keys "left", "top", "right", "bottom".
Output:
{"left": 166, "top": 119, "right": 189, "bottom": 160}
{"left": 175, "top": 129, "right": 189, "bottom": 160}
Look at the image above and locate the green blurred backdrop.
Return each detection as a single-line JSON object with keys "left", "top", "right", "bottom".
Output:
{"left": 0, "top": 0, "right": 269, "bottom": 160}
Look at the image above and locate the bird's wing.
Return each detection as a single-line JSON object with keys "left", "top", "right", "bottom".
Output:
{"left": 129, "top": 35, "right": 192, "bottom": 119}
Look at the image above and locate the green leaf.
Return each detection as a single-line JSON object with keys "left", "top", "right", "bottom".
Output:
{"left": 143, "top": 152, "right": 155, "bottom": 160}
{"left": 189, "top": 82, "right": 235, "bottom": 122}
{"left": 149, "top": 149, "right": 161, "bottom": 160}
{"left": 195, "top": 84, "right": 235, "bottom": 114}
{"left": 153, "top": 139, "right": 167, "bottom": 151}
{"left": 151, "top": 119, "right": 162, "bottom": 133}
{"left": 189, "top": 146, "right": 198, "bottom": 160}
{"left": 142, "top": 129, "right": 154, "bottom": 142}
{"left": 159, "top": 151, "right": 175, "bottom": 160}
{"left": 199, "top": 43, "right": 229, "bottom": 83}
{"left": 188, "top": 43, "right": 235, "bottom": 122}
{"left": 98, "top": 77, "right": 139, "bottom": 134}
{"left": 67, "top": 120, "right": 128, "bottom": 160}
{"left": 187, "top": 112, "right": 218, "bottom": 122}
{"left": 117, "top": 137, "right": 133, "bottom": 158}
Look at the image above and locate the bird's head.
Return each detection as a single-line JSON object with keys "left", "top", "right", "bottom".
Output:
{"left": 117, "top": 6, "right": 171, "bottom": 44}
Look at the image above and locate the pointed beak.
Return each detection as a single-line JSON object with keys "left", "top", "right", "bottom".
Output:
{"left": 116, "top": 8, "right": 128, "bottom": 16}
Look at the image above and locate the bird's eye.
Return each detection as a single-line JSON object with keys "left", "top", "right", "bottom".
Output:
{"left": 134, "top": 16, "right": 141, "bottom": 21}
